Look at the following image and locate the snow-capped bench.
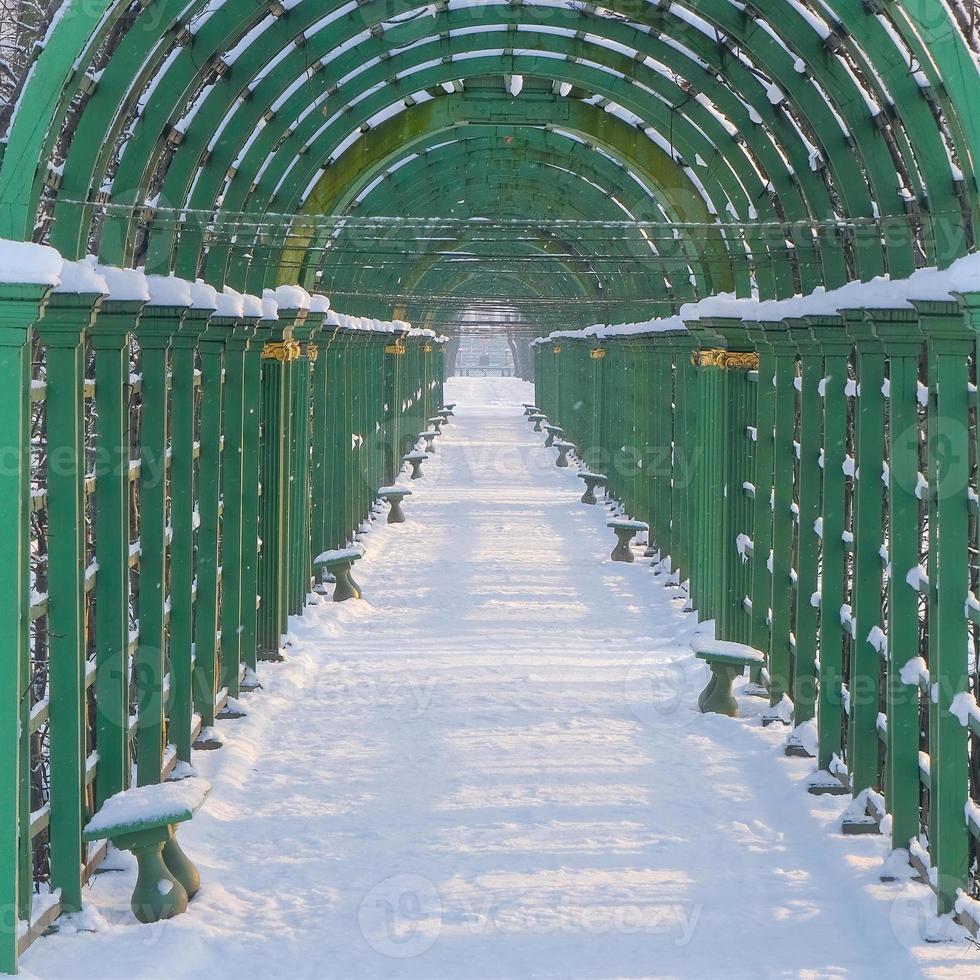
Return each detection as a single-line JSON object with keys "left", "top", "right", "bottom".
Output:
{"left": 426, "top": 415, "right": 445, "bottom": 434}
{"left": 403, "top": 449, "right": 429, "bottom": 480}
{"left": 607, "top": 517, "right": 648, "bottom": 562}
{"left": 440, "top": 403, "right": 456, "bottom": 416}
{"left": 83, "top": 776, "right": 210, "bottom": 923}
{"left": 691, "top": 637, "right": 766, "bottom": 718}
{"left": 378, "top": 485, "right": 412, "bottom": 524}
{"left": 418, "top": 430, "right": 439, "bottom": 453}
{"left": 553, "top": 440, "right": 575, "bottom": 468}
{"left": 577, "top": 471, "right": 607, "bottom": 505}
{"left": 313, "top": 547, "right": 363, "bottom": 601}
{"left": 542, "top": 423, "right": 564, "bottom": 448}
{"left": 522, "top": 403, "right": 539, "bottom": 416}
{"left": 528, "top": 413, "right": 547, "bottom": 432}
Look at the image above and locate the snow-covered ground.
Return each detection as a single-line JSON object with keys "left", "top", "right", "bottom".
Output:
{"left": 22, "top": 378, "right": 977, "bottom": 978}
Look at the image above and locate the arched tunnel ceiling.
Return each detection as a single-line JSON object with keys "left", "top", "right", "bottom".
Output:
{"left": 1, "top": 0, "right": 978, "bottom": 334}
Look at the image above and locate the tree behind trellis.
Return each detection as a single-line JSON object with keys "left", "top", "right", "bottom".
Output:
{"left": 0, "top": 0, "right": 62, "bottom": 137}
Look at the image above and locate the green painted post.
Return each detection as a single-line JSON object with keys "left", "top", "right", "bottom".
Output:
{"left": 660, "top": 335, "right": 684, "bottom": 565}
{"left": 323, "top": 329, "right": 347, "bottom": 553}
{"left": 167, "top": 308, "right": 199, "bottom": 762}
{"left": 35, "top": 290, "right": 103, "bottom": 912}
{"left": 310, "top": 321, "right": 332, "bottom": 564}
{"left": 90, "top": 299, "right": 142, "bottom": 805}
{"left": 686, "top": 323, "right": 723, "bottom": 619}
{"left": 288, "top": 312, "right": 321, "bottom": 614}
{"left": 917, "top": 300, "right": 972, "bottom": 915}
{"left": 0, "top": 282, "right": 50, "bottom": 975}
{"left": 651, "top": 337, "right": 675, "bottom": 559}
{"left": 239, "top": 314, "right": 264, "bottom": 679}
{"left": 382, "top": 335, "right": 398, "bottom": 488}
{"left": 634, "top": 338, "right": 653, "bottom": 538}
{"left": 807, "top": 317, "right": 853, "bottom": 777}
{"left": 193, "top": 312, "right": 229, "bottom": 731}
{"left": 278, "top": 320, "right": 297, "bottom": 624}
{"left": 255, "top": 320, "right": 296, "bottom": 660}
{"left": 746, "top": 322, "right": 775, "bottom": 680}
{"left": 683, "top": 336, "right": 702, "bottom": 587}
{"left": 843, "top": 311, "right": 886, "bottom": 802}
{"left": 219, "top": 318, "right": 254, "bottom": 700}
{"left": 134, "top": 304, "right": 181, "bottom": 786}
{"left": 344, "top": 334, "right": 359, "bottom": 541}
{"left": 787, "top": 320, "right": 822, "bottom": 735}
{"left": 765, "top": 321, "right": 797, "bottom": 723}
{"left": 873, "top": 311, "right": 923, "bottom": 851}
{"left": 691, "top": 322, "right": 758, "bottom": 642}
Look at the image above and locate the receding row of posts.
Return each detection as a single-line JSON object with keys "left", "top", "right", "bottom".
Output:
{"left": 534, "top": 285, "right": 980, "bottom": 929}
{"left": 0, "top": 247, "right": 446, "bottom": 973}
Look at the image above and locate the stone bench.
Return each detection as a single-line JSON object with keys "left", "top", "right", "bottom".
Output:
{"left": 403, "top": 449, "right": 429, "bottom": 479}
{"left": 83, "top": 775, "right": 210, "bottom": 923}
{"left": 418, "top": 430, "right": 440, "bottom": 453}
{"left": 577, "top": 471, "right": 608, "bottom": 505}
{"left": 440, "top": 403, "right": 456, "bottom": 415}
{"left": 552, "top": 440, "right": 574, "bottom": 468}
{"left": 528, "top": 412, "right": 547, "bottom": 432}
{"left": 522, "top": 403, "right": 539, "bottom": 416}
{"left": 691, "top": 637, "right": 766, "bottom": 717}
{"left": 542, "top": 423, "right": 564, "bottom": 448}
{"left": 426, "top": 416, "right": 445, "bottom": 434}
{"left": 606, "top": 517, "right": 649, "bottom": 562}
{"left": 378, "top": 485, "right": 413, "bottom": 524}
{"left": 313, "top": 547, "right": 363, "bottom": 601}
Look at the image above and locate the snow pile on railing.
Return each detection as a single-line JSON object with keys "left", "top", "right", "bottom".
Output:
{"left": 0, "top": 241, "right": 445, "bottom": 339}
{"left": 533, "top": 252, "right": 980, "bottom": 345}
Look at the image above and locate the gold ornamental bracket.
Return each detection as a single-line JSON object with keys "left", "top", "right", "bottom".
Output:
{"left": 423, "top": 343, "right": 433, "bottom": 353}
{"left": 262, "top": 340, "right": 302, "bottom": 362}
{"left": 307, "top": 343, "right": 319, "bottom": 363}
{"left": 692, "top": 348, "right": 759, "bottom": 370}
{"left": 552, "top": 345, "right": 562, "bottom": 354}
{"left": 385, "top": 342, "right": 407, "bottom": 356}
{"left": 590, "top": 348, "right": 606, "bottom": 360}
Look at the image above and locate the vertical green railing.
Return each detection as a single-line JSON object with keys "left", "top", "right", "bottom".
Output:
{"left": 534, "top": 287, "right": 980, "bottom": 927}
{"left": 0, "top": 259, "right": 444, "bottom": 971}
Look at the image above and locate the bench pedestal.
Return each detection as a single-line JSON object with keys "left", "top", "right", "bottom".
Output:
{"left": 611, "top": 528, "right": 636, "bottom": 562}
{"left": 108, "top": 823, "right": 196, "bottom": 924}
{"left": 578, "top": 474, "right": 607, "bottom": 505}
{"left": 693, "top": 642, "right": 765, "bottom": 718}
{"left": 697, "top": 663, "right": 741, "bottom": 717}
{"left": 543, "top": 425, "right": 563, "bottom": 448}
{"left": 330, "top": 561, "right": 361, "bottom": 601}
{"left": 314, "top": 551, "right": 364, "bottom": 601}
{"left": 553, "top": 442, "right": 573, "bottom": 467}
{"left": 403, "top": 452, "right": 428, "bottom": 479}
{"left": 163, "top": 831, "right": 202, "bottom": 899}
{"left": 378, "top": 488, "right": 411, "bottom": 524}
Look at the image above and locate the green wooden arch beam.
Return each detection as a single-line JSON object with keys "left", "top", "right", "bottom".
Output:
{"left": 0, "top": 0, "right": 975, "bottom": 283}
{"left": 54, "top": 0, "right": 966, "bottom": 251}
{"left": 317, "top": 175, "right": 662, "bottom": 314}
{"left": 258, "top": 84, "right": 782, "bottom": 293}
{"left": 310, "top": 150, "right": 703, "bottom": 311}
{"left": 155, "top": 27, "right": 816, "bottom": 286}
{"left": 158, "top": 10, "right": 887, "bottom": 282}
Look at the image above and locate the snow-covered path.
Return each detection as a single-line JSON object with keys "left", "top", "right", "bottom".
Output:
{"left": 23, "top": 379, "right": 976, "bottom": 979}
